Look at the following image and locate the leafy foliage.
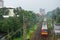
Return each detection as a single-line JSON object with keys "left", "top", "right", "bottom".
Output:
{"left": 0, "top": 7, "right": 9, "bottom": 15}
{"left": 0, "top": 7, "right": 40, "bottom": 39}
{"left": 46, "top": 7, "right": 60, "bottom": 23}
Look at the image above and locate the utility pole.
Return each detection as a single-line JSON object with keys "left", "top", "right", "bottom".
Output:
{"left": 23, "top": 13, "right": 27, "bottom": 40}
{"left": 52, "top": 17, "right": 54, "bottom": 40}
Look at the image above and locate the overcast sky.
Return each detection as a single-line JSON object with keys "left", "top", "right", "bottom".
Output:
{"left": 4, "top": 0, "right": 60, "bottom": 13}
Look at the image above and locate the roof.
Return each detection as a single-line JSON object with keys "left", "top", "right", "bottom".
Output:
{"left": 54, "top": 30, "right": 60, "bottom": 33}
{"left": 55, "top": 23, "right": 60, "bottom": 26}
{"left": 42, "top": 18, "right": 47, "bottom": 29}
{"left": 3, "top": 15, "right": 9, "bottom": 18}
{"left": 0, "top": 7, "right": 14, "bottom": 9}
{"left": 54, "top": 24, "right": 60, "bottom": 30}
{"left": 43, "top": 18, "right": 47, "bottom": 21}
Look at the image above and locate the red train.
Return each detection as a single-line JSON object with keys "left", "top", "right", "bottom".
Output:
{"left": 41, "top": 18, "right": 48, "bottom": 37}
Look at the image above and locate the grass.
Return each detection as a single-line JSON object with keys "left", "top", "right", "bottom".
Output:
{"left": 47, "top": 18, "right": 57, "bottom": 40}
{"left": 47, "top": 18, "right": 52, "bottom": 30}
{"left": 27, "top": 19, "right": 42, "bottom": 40}
{"left": 13, "top": 24, "right": 38, "bottom": 40}
{"left": 13, "top": 19, "right": 42, "bottom": 40}
{"left": 27, "top": 25, "right": 38, "bottom": 40}
{"left": 13, "top": 36, "right": 23, "bottom": 40}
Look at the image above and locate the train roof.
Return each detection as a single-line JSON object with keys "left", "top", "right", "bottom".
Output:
{"left": 43, "top": 18, "right": 47, "bottom": 21}
{"left": 42, "top": 18, "right": 47, "bottom": 29}
{"left": 55, "top": 23, "right": 60, "bottom": 26}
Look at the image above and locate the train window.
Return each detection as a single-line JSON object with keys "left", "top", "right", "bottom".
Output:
{"left": 43, "top": 21, "right": 47, "bottom": 25}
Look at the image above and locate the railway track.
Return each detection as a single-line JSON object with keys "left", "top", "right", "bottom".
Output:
{"left": 30, "top": 17, "right": 60, "bottom": 40}
{"left": 57, "top": 35, "right": 60, "bottom": 40}
{"left": 30, "top": 22, "right": 42, "bottom": 40}
{"left": 57, "top": 38, "right": 60, "bottom": 40}
{"left": 30, "top": 18, "right": 49, "bottom": 40}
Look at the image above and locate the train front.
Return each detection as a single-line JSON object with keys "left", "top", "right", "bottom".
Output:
{"left": 41, "top": 18, "right": 48, "bottom": 38}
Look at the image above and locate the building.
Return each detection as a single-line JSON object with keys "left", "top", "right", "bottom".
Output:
{"left": 40, "top": 8, "right": 45, "bottom": 15}
{"left": 3, "top": 8, "right": 15, "bottom": 18}
{"left": 2, "top": 8, "right": 19, "bottom": 18}
{"left": 0, "top": 0, "right": 3, "bottom": 8}
{"left": 8, "top": 8, "right": 15, "bottom": 17}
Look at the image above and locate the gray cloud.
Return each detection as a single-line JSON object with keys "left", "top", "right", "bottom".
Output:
{"left": 4, "top": 0, "right": 60, "bottom": 13}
